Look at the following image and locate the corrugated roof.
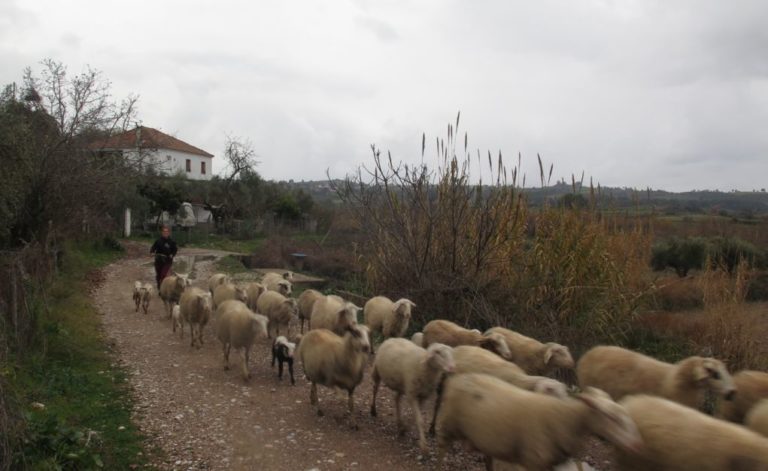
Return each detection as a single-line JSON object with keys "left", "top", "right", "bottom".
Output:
{"left": 91, "top": 126, "right": 213, "bottom": 158}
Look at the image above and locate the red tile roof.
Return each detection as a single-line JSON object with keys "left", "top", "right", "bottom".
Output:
{"left": 91, "top": 126, "right": 213, "bottom": 158}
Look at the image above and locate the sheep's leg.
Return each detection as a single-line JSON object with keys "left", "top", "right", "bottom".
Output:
{"left": 370, "top": 369, "right": 381, "bottom": 417}
{"left": 223, "top": 343, "right": 230, "bottom": 370}
{"left": 190, "top": 325, "right": 196, "bottom": 348}
{"left": 242, "top": 346, "right": 251, "bottom": 380}
{"left": 310, "top": 382, "right": 322, "bottom": 418}
{"left": 412, "top": 398, "right": 428, "bottom": 452}
{"left": 300, "top": 318, "right": 304, "bottom": 334}
{"left": 429, "top": 375, "right": 446, "bottom": 436}
{"left": 347, "top": 388, "right": 358, "bottom": 430}
{"left": 483, "top": 455, "right": 493, "bottom": 471}
{"left": 288, "top": 360, "right": 295, "bottom": 385}
{"left": 271, "top": 346, "right": 276, "bottom": 368}
{"left": 395, "top": 393, "right": 405, "bottom": 435}
{"left": 278, "top": 359, "right": 284, "bottom": 380}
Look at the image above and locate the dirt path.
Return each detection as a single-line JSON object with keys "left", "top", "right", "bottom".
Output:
{"left": 94, "top": 243, "right": 490, "bottom": 471}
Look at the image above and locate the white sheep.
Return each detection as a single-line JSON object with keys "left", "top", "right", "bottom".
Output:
{"left": 132, "top": 281, "right": 142, "bottom": 312}
{"left": 428, "top": 345, "right": 569, "bottom": 436}
{"left": 484, "top": 326, "right": 574, "bottom": 375}
{"left": 297, "top": 289, "right": 323, "bottom": 334}
{"left": 212, "top": 283, "right": 248, "bottom": 310}
{"left": 616, "top": 395, "right": 768, "bottom": 471}
{"left": 262, "top": 272, "right": 293, "bottom": 295}
{"left": 171, "top": 305, "right": 182, "bottom": 336}
{"left": 746, "top": 399, "right": 768, "bottom": 438}
{"left": 364, "top": 296, "right": 416, "bottom": 346}
{"left": 422, "top": 319, "right": 512, "bottom": 360}
{"left": 718, "top": 370, "right": 768, "bottom": 423}
{"left": 245, "top": 282, "right": 266, "bottom": 312}
{"left": 179, "top": 287, "right": 213, "bottom": 349}
{"left": 159, "top": 273, "right": 188, "bottom": 318}
{"left": 436, "top": 373, "right": 643, "bottom": 470}
{"left": 309, "top": 295, "right": 361, "bottom": 336}
{"left": 215, "top": 299, "right": 269, "bottom": 380}
{"left": 296, "top": 324, "right": 371, "bottom": 429}
{"left": 207, "top": 273, "right": 230, "bottom": 295}
{"left": 411, "top": 332, "right": 424, "bottom": 347}
{"left": 577, "top": 345, "right": 736, "bottom": 410}
{"left": 139, "top": 283, "right": 153, "bottom": 315}
{"left": 256, "top": 290, "right": 298, "bottom": 339}
{"left": 369, "top": 338, "right": 455, "bottom": 451}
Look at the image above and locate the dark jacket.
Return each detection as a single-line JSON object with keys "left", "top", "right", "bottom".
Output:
{"left": 150, "top": 237, "right": 177, "bottom": 264}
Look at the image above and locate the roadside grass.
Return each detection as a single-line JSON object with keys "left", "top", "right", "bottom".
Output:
{"left": 9, "top": 240, "right": 155, "bottom": 470}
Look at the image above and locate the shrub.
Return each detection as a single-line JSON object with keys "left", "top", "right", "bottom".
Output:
{"left": 651, "top": 237, "right": 707, "bottom": 277}
{"left": 708, "top": 236, "right": 765, "bottom": 272}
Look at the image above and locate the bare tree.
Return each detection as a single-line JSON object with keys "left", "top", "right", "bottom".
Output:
{"left": 204, "top": 135, "right": 259, "bottom": 229}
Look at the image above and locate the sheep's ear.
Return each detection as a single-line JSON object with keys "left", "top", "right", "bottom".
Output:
{"left": 544, "top": 346, "right": 554, "bottom": 364}
{"left": 693, "top": 363, "right": 709, "bottom": 382}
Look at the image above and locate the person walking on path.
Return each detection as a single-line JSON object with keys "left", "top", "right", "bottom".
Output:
{"left": 150, "top": 225, "right": 178, "bottom": 289}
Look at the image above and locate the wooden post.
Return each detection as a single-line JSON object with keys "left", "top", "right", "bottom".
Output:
{"left": 124, "top": 208, "right": 132, "bottom": 237}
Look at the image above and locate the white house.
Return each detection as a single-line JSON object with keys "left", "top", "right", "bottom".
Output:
{"left": 92, "top": 126, "right": 214, "bottom": 180}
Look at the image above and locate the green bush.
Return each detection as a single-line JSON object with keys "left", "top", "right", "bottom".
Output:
{"left": 651, "top": 237, "right": 708, "bottom": 277}
{"left": 709, "top": 236, "right": 765, "bottom": 272}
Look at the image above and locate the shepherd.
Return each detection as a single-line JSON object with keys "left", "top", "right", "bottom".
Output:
{"left": 150, "top": 225, "right": 178, "bottom": 289}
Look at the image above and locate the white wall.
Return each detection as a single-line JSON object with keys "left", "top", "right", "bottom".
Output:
{"left": 125, "top": 148, "right": 213, "bottom": 180}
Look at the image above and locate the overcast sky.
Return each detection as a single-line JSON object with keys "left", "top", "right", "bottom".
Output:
{"left": 2, "top": 0, "right": 767, "bottom": 191}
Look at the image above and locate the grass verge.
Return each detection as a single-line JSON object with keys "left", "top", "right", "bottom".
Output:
{"left": 8, "top": 240, "right": 155, "bottom": 470}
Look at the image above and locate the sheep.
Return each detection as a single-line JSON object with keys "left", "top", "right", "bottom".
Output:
{"left": 212, "top": 283, "right": 248, "bottom": 310}
{"left": 484, "top": 326, "right": 574, "bottom": 375}
{"left": 139, "top": 283, "right": 153, "bottom": 315}
{"left": 364, "top": 296, "right": 416, "bottom": 348}
{"left": 309, "top": 295, "right": 361, "bottom": 336}
{"left": 411, "top": 332, "right": 424, "bottom": 347}
{"left": 297, "top": 289, "right": 323, "bottom": 334}
{"left": 132, "top": 281, "right": 142, "bottom": 312}
{"left": 435, "top": 373, "right": 643, "bottom": 471}
{"left": 215, "top": 299, "right": 268, "bottom": 380}
{"left": 159, "top": 273, "right": 189, "bottom": 318}
{"left": 207, "top": 273, "right": 230, "bottom": 295}
{"left": 245, "top": 282, "right": 266, "bottom": 312}
{"left": 422, "top": 319, "right": 512, "bottom": 360}
{"left": 746, "top": 399, "right": 768, "bottom": 438}
{"left": 179, "top": 287, "right": 213, "bottom": 349}
{"left": 262, "top": 272, "right": 293, "bottom": 295}
{"left": 256, "top": 290, "right": 298, "bottom": 339}
{"left": 428, "top": 345, "right": 570, "bottom": 436}
{"left": 296, "top": 324, "right": 371, "bottom": 429}
{"left": 171, "top": 305, "right": 183, "bottom": 336}
{"left": 271, "top": 335, "right": 297, "bottom": 385}
{"left": 718, "top": 370, "right": 768, "bottom": 423}
{"left": 369, "top": 338, "right": 455, "bottom": 451}
{"left": 615, "top": 395, "right": 768, "bottom": 471}
{"left": 577, "top": 345, "right": 736, "bottom": 411}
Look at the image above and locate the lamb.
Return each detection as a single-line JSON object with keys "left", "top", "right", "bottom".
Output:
{"left": 245, "top": 282, "right": 266, "bottom": 312}
{"left": 207, "top": 273, "right": 230, "bottom": 295}
{"left": 369, "top": 338, "right": 455, "bottom": 451}
{"left": 411, "top": 332, "right": 424, "bottom": 347}
{"left": 309, "top": 295, "right": 361, "bottom": 336}
{"left": 746, "top": 399, "right": 768, "bottom": 438}
{"left": 159, "top": 273, "right": 189, "bottom": 318}
{"left": 364, "top": 296, "right": 416, "bottom": 347}
{"left": 484, "top": 326, "right": 574, "bottom": 375}
{"left": 577, "top": 346, "right": 736, "bottom": 410}
{"left": 262, "top": 272, "right": 293, "bottom": 295}
{"left": 422, "top": 319, "right": 512, "bottom": 360}
{"left": 132, "top": 281, "right": 142, "bottom": 312}
{"left": 616, "top": 395, "right": 768, "bottom": 471}
{"left": 256, "top": 290, "right": 298, "bottom": 338}
{"left": 297, "top": 289, "right": 323, "bottom": 334}
{"left": 296, "top": 324, "right": 371, "bottom": 429}
{"left": 212, "top": 283, "right": 248, "bottom": 310}
{"left": 429, "top": 345, "right": 569, "bottom": 436}
{"left": 718, "top": 370, "right": 768, "bottom": 423}
{"left": 215, "top": 299, "right": 269, "bottom": 380}
{"left": 435, "top": 373, "right": 643, "bottom": 471}
{"left": 179, "top": 287, "right": 213, "bottom": 349}
{"left": 171, "top": 305, "right": 183, "bottom": 336}
{"left": 271, "top": 335, "right": 297, "bottom": 385}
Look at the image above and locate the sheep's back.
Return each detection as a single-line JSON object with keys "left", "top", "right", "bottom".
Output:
{"left": 577, "top": 346, "right": 672, "bottom": 400}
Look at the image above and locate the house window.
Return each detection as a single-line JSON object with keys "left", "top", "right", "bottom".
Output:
{"left": 185, "top": 159, "right": 191, "bottom": 172}
{"left": 201, "top": 161, "right": 206, "bottom": 175}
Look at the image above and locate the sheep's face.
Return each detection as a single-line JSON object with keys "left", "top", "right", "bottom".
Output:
{"left": 283, "top": 299, "right": 299, "bottom": 317}
{"left": 531, "top": 377, "right": 569, "bottom": 399}
{"left": 178, "top": 274, "right": 191, "bottom": 287}
{"left": 544, "top": 343, "right": 575, "bottom": 369}
{"left": 134, "top": 281, "right": 143, "bottom": 291}
{"left": 580, "top": 387, "right": 643, "bottom": 454}
{"left": 480, "top": 333, "right": 512, "bottom": 360}
{"left": 282, "top": 271, "right": 294, "bottom": 282}
{"left": 394, "top": 299, "right": 416, "bottom": 320}
{"left": 235, "top": 287, "right": 248, "bottom": 303}
{"left": 199, "top": 293, "right": 213, "bottom": 314}
{"left": 278, "top": 280, "right": 292, "bottom": 296}
{"left": 695, "top": 358, "right": 736, "bottom": 400}
{"left": 347, "top": 325, "right": 370, "bottom": 353}
{"left": 275, "top": 336, "right": 296, "bottom": 358}
{"left": 426, "top": 343, "right": 455, "bottom": 373}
